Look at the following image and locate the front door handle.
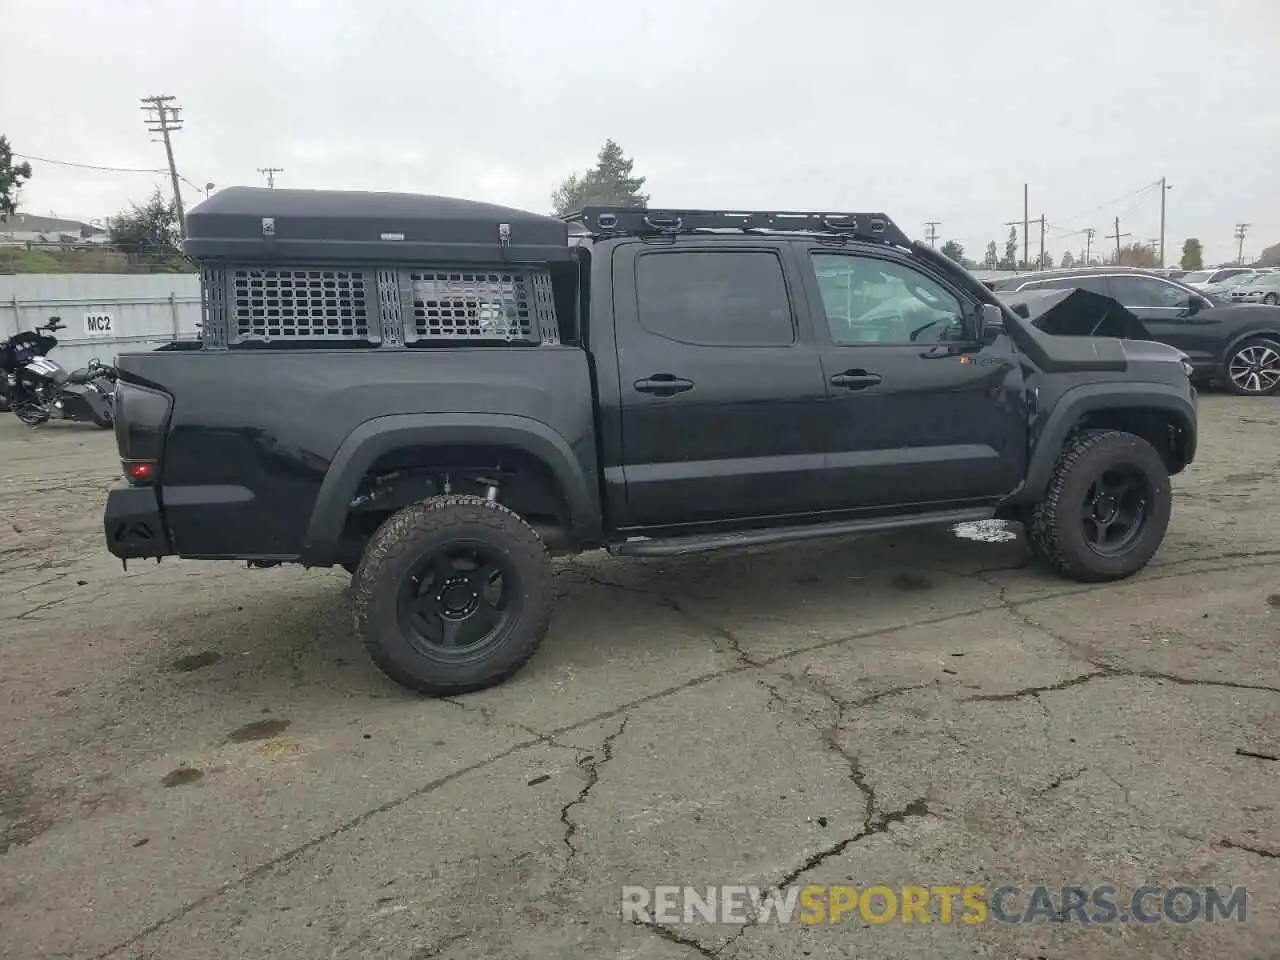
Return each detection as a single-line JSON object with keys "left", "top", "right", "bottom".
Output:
{"left": 634, "top": 374, "right": 694, "bottom": 396}
{"left": 829, "top": 370, "right": 882, "bottom": 390}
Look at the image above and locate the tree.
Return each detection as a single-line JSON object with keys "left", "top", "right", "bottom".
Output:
{"left": 551, "top": 139, "right": 649, "bottom": 215}
{"left": 983, "top": 240, "right": 998, "bottom": 270}
{"left": 999, "top": 226, "right": 1018, "bottom": 270}
{"left": 1108, "top": 242, "right": 1158, "bottom": 268}
{"left": 108, "top": 189, "right": 184, "bottom": 267}
{"left": 1060, "top": 250, "right": 1076, "bottom": 269}
{"left": 939, "top": 240, "right": 964, "bottom": 264}
{"left": 1180, "top": 238, "right": 1204, "bottom": 270}
{"left": 1258, "top": 242, "right": 1280, "bottom": 268}
{"left": 1038, "top": 251, "right": 1055, "bottom": 270}
{"left": 0, "top": 135, "right": 34, "bottom": 217}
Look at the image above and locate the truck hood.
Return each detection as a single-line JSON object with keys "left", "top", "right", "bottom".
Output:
{"left": 996, "top": 287, "right": 1151, "bottom": 339}
{"left": 1119, "top": 338, "right": 1191, "bottom": 365}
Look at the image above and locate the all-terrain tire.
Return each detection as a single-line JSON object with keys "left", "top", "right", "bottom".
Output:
{"left": 1027, "top": 430, "right": 1171, "bottom": 583}
{"left": 351, "top": 494, "right": 554, "bottom": 695}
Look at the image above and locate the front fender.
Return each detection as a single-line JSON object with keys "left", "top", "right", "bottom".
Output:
{"left": 1016, "top": 381, "right": 1197, "bottom": 503}
{"left": 301, "top": 412, "right": 602, "bottom": 561}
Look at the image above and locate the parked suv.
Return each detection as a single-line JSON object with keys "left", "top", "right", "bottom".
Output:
{"left": 991, "top": 267, "right": 1280, "bottom": 395}
{"left": 103, "top": 191, "right": 1197, "bottom": 695}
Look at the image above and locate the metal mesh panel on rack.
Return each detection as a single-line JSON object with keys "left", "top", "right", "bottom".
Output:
{"left": 531, "top": 273, "right": 560, "bottom": 345}
{"left": 376, "top": 270, "right": 405, "bottom": 346}
{"left": 229, "top": 268, "right": 377, "bottom": 343}
{"left": 201, "top": 266, "right": 228, "bottom": 347}
{"left": 407, "top": 271, "right": 540, "bottom": 343}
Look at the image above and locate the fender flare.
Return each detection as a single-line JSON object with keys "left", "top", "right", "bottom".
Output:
{"left": 301, "top": 412, "right": 602, "bottom": 560}
{"left": 1021, "top": 382, "right": 1197, "bottom": 501}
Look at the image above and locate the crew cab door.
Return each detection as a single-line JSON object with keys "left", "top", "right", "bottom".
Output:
{"left": 609, "top": 240, "right": 829, "bottom": 528}
{"left": 798, "top": 247, "right": 1027, "bottom": 510}
{"left": 1101, "top": 274, "right": 1222, "bottom": 366}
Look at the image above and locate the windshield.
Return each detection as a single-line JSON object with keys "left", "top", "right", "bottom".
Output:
{"left": 1181, "top": 271, "right": 1213, "bottom": 283}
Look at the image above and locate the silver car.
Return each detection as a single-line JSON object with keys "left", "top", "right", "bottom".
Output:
{"left": 1225, "top": 273, "right": 1280, "bottom": 306}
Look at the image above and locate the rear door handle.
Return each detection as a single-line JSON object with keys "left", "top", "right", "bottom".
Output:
{"left": 829, "top": 371, "right": 882, "bottom": 390}
{"left": 634, "top": 374, "right": 694, "bottom": 396}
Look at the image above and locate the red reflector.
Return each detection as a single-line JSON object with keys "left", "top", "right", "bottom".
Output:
{"left": 125, "top": 461, "right": 155, "bottom": 481}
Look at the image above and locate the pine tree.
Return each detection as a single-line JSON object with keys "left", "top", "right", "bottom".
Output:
{"left": 551, "top": 139, "right": 650, "bottom": 214}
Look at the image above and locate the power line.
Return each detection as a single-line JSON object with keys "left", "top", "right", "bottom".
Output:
{"left": 923, "top": 220, "right": 940, "bottom": 247}
{"left": 13, "top": 152, "right": 167, "bottom": 174}
{"left": 1052, "top": 179, "right": 1163, "bottom": 225}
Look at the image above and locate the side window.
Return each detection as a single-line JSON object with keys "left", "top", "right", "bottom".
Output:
{"left": 1110, "top": 276, "right": 1189, "bottom": 309}
{"left": 634, "top": 250, "right": 795, "bottom": 347}
{"left": 810, "top": 253, "right": 967, "bottom": 345}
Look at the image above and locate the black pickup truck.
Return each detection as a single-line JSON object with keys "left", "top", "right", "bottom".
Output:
{"left": 104, "top": 188, "right": 1197, "bottom": 695}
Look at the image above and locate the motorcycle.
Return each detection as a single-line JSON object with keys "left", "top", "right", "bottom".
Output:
{"left": 0, "top": 316, "right": 117, "bottom": 428}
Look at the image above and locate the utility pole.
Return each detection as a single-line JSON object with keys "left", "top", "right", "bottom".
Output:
{"left": 1108, "top": 217, "right": 1131, "bottom": 263}
{"left": 924, "top": 221, "right": 940, "bottom": 247}
{"left": 1234, "top": 223, "right": 1251, "bottom": 265}
{"left": 257, "top": 167, "right": 283, "bottom": 189}
{"left": 1023, "top": 183, "right": 1029, "bottom": 270}
{"left": 1158, "top": 177, "right": 1171, "bottom": 268}
{"left": 141, "top": 95, "right": 186, "bottom": 237}
{"left": 1038, "top": 214, "right": 1046, "bottom": 270}
{"left": 1084, "top": 228, "right": 1095, "bottom": 265}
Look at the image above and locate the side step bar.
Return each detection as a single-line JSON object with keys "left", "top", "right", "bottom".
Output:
{"left": 608, "top": 507, "right": 996, "bottom": 558}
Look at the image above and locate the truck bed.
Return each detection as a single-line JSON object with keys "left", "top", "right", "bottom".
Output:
{"left": 114, "top": 346, "right": 598, "bottom": 559}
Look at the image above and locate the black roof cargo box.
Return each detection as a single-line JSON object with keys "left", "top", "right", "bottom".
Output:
{"left": 183, "top": 187, "right": 572, "bottom": 264}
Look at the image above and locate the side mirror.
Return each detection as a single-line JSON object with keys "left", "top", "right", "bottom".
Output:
{"left": 980, "top": 303, "right": 1005, "bottom": 343}
{"left": 1187, "top": 295, "right": 1208, "bottom": 315}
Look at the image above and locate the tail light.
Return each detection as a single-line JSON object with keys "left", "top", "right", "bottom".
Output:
{"left": 122, "top": 460, "right": 157, "bottom": 484}
{"left": 114, "top": 380, "right": 173, "bottom": 483}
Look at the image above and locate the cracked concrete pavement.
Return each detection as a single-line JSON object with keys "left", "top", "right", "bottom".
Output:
{"left": 0, "top": 395, "right": 1277, "bottom": 959}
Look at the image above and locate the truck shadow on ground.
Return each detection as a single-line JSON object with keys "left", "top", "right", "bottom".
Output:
{"left": 140, "top": 525, "right": 1040, "bottom": 709}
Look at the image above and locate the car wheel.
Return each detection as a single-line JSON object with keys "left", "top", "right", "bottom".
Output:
{"left": 1223, "top": 336, "right": 1280, "bottom": 396}
{"left": 1264, "top": 293, "right": 1279, "bottom": 306}
{"left": 1027, "top": 430, "right": 1171, "bottom": 583}
{"left": 352, "top": 494, "right": 554, "bottom": 695}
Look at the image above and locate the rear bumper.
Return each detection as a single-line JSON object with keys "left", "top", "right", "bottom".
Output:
{"left": 104, "top": 484, "right": 172, "bottom": 559}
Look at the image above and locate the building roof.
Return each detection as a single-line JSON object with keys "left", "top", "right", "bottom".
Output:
{"left": 0, "top": 213, "right": 105, "bottom": 236}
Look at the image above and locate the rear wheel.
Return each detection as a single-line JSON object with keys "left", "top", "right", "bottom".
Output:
{"left": 1223, "top": 336, "right": 1280, "bottom": 396}
{"left": 352, "top": 494, "right": 554, "bottom": 695}
{"left": 13, "top": 402, "right": 49, "bottom": 426}
{"left": 1027, "top": 430, "right": 1172, "bottom": 583}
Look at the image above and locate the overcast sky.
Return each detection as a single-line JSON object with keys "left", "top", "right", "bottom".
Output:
{"left": 5, "top": 0, "right": 1277, "bottom": 265}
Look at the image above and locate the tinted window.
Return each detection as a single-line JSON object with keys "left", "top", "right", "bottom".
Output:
{"left": 1109, "top": 276, "right": 1190, "bottom": 309}
{"left": 635, "top": 250, "right": 794, "bottom": 347}
{"left": 810, "top": 253, "right": 966, "bottom": 345}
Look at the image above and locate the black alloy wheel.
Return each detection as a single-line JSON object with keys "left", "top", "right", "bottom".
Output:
{"left": 1080, "top": 466, "right": 1150, "bottom": 557}
{"left": 398, "top": 542, "right": 519, "bottom": 660}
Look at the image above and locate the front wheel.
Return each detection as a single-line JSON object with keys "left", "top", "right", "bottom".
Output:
{"left": 1027, "top": 430, "right": 1172, "bottom": 583}
{"left": 1263, "top": 293, "right": 1278, "bottom": 306}
{"left": 1223, "top": 336, "right": 1280, "bottom": 396}
{"left": 351, "top": 494, "right": 554, "bottom": 695}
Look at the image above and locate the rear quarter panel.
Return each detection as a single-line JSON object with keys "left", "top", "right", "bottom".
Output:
{"left": 117, "top": 347, "right": 597, "bottom": 557}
